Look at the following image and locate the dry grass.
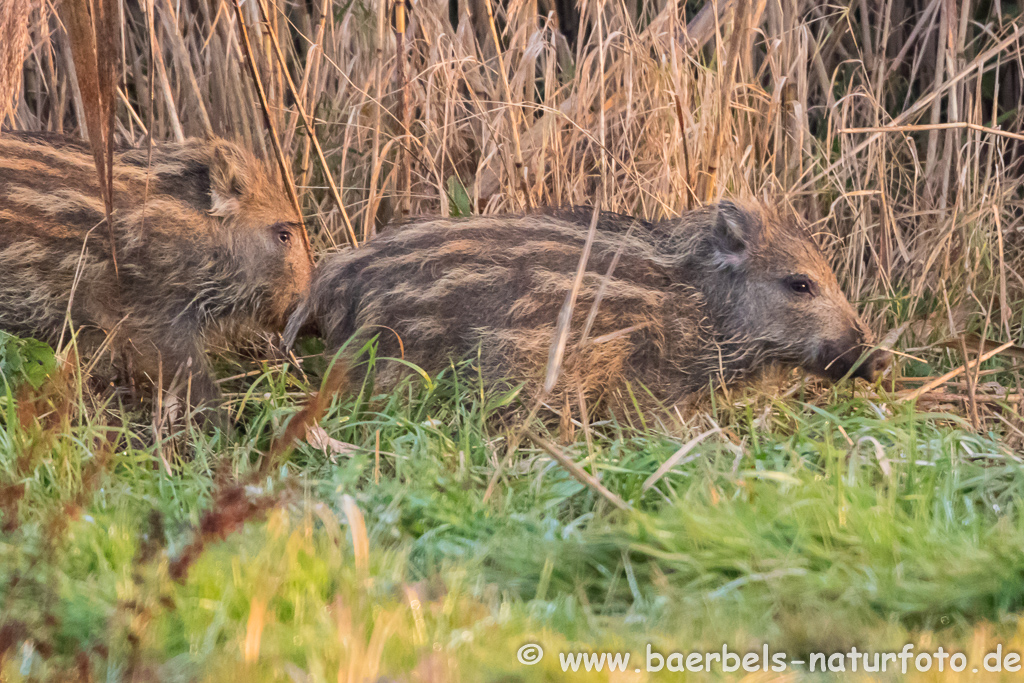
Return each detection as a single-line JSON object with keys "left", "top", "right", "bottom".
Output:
{"left": 3, "top": 0, "right": 1024, "bottom": 415}
{"left": 0, "top": 0, "right": 31, "bottom": 125}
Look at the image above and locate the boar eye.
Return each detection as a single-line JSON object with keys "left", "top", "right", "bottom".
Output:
{"left": 274, "top": 225, "right": 293, "bottom": 245}
{"left": 786, "top": 276, "right": 815, "bottom": 296}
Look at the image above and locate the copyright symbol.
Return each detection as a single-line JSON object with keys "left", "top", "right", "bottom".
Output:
{"left": 517, "top": 643, "right": 543, "bottom": 665}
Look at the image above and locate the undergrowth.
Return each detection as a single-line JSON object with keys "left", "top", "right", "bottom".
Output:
{"left": 0, "top": 350, "right": 1023, "bottom": 680}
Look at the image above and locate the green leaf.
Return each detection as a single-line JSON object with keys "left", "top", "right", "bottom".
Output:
{"left": 446, "top": 176, "right": 473, "bottom": 217}
{"left": 0, "top": 331, "right": 56, "bottom": 389}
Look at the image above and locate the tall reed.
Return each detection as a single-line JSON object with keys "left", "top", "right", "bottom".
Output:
{"left": 5, "top": 0, "right": 1024, "bottom": 346}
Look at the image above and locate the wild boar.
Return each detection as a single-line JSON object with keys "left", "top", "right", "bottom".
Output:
{"left": 286, "top": 201, "right": 889, "bottom": 415}
{"left": 0, "top": 132, "right": 314, "bottom": 415}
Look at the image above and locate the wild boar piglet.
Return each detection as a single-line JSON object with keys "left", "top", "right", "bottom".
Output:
{"left": 0, "top": 132, "right": 314, "bottom": 412}
{"left": 286, "top": 201, "right": 889, "bottom": 413}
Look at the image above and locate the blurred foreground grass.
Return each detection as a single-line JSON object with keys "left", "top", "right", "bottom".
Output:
{"left": 2, "top": 349, "right": 1024, "bottom": 680}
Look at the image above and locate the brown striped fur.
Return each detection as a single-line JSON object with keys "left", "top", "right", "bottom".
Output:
{"left": 0, "top": 132, "right": 313, "bottom": 410}
{"left": 286, "top": 202, "right": 889, "bottom": 415}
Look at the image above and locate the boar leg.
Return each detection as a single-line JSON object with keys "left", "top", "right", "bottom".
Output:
{"left": 128, "top": 329, "right": 228, "bottom": 429}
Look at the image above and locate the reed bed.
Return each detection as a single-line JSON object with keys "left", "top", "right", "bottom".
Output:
{"left": 7, "top": 0, "right": 1023, "bottom": 318}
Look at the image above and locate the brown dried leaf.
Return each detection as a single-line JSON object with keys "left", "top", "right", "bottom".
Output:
{"left": 305, "top": 425, "right": 359, "bottom": 461}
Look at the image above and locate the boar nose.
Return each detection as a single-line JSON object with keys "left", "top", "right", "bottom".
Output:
{"left": 846, "top": 316, "right": 890, "bottom": 382}
{"left": 852, "top": 346, "right": 891, "bottom": 382}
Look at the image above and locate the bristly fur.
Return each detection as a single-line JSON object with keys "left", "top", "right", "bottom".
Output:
{"left": 287, "top": 201, "right": 889, "bottom": 417}
{"left": 0, "top": 132, "right": 314, "bottom": 409}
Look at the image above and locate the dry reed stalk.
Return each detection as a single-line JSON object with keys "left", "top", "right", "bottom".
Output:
{"left": 58, "top": 0, "right": 129, "bottom": 401}
{"left": 393, "top": 0, "right": 411, "bottom": 217}
{"left": 524, "top": 428, "right": 630, "bottom": 511}
{"left": 256, "top": 0, "right": 355, "bottom": 247}
{"left": 158, "top": 0, "right": 213, "bottom": 137}
{"left": 543, "top": 203, "right": 601, "bottom": 394}
{"left": 482, "top": 0, "right": 527, "bottom": 206}
{"left": 60, "top": 0, "right": 118, "bottom": 210}
{"left": 701, "top": 0, "right": 749, "bottom": 202}
{"left": 842, "top": 122, "right": 1024, "bottom": 144}
{"left": 802, "top": 25, "right": 1024, "bottom": 193}
{"left": 147, "top": 22, "right": 184, "bottom": 142}
{"left": 641, "top": 427, "right": 721, "bottom": 492}
{"left": 231, "top": 0, "right": 307, "bottom": 246}
{"left": 0, "top": 0, "right": 32, "bottom": 129}
{"left": 904, "top": 340, "right": 1016, "bottom": 402}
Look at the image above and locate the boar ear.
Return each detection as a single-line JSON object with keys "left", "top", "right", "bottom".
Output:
{"left": 208, "top": 145, "right": 247, "bottom": 216}
{"left": 711, "top": 201, "right": 758, "bottom": 270}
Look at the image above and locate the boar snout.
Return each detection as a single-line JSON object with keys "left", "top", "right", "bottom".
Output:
{"left": 818, "top": 332, "right": 891, "bottom": 383}
{"left": 857, "top": 346, "right": 892, "bottom": 382}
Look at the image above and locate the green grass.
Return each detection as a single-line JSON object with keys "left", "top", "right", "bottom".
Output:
{"left": 2, "top": 346, "right": 1024, "bottom": 680}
